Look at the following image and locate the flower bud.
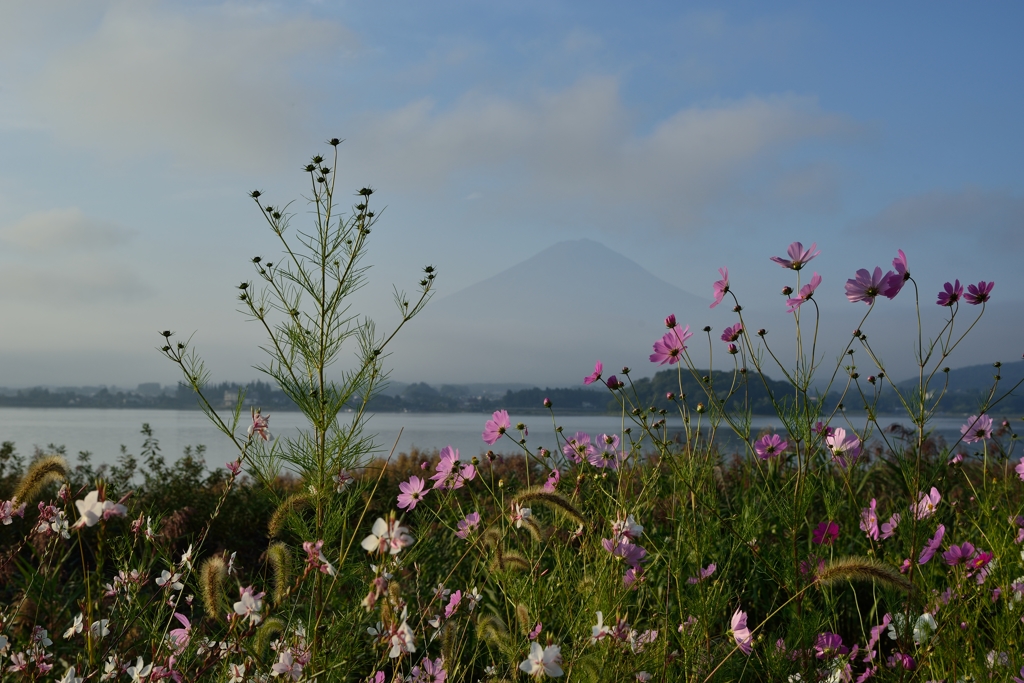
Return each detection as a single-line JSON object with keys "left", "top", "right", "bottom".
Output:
{"left": 757, "top": 328, "right": 766, "bottom": 336}
{"left": 543, "top": 397, "right": 552, "bottom": 408}
{"left": 696, "top": 403, "right": 706, "bottom": 413}
{"left": 728, "top": 343, "right": 738, "bottom": 355}
{"left": 781, "top": 286, "right": 793, "bottom": 296}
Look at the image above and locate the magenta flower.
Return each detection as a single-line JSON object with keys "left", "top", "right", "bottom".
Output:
{"left": 918, "top": 524, "right": 945, "bottom": 565}
{"left": 882, "top": 249, "right": 909, "bottom": 299}
{"left": 226, "top": 460, "right": 242, "bottom": 476}
{"left": 814, "top": 632, "right": 849, "bottom": 659}
{"left": 649, "top": 325, "right": 692, "bottom": 365}
{"left": 664, "top": 314, "right": 676, "bottom": 329}
{"left": 710, "top": 267, "right": 729, "bottom": 309}
{"left": 845, "top": 267, "right": 887, "bottom": 305}
{"left": 721, "top": 323, "right": 742, "bottom": 343}
{"left": 860, "top": 498, "right": 879, "bottom": 541}
{"left": 589, "top": 433, "right": 621, "bottom": 469}
{"left": 455, "top": 511, "right": 480, "bottom": 539}
{"left": 785, "top": 272, "right": 822, "bottom": 313}
{"left": 913, "top": 487, "right": 941, "bottom": 520}
{"left": 812, "top": 520, "right": 839, "bottom": 546}
{"left": 1016, "top": 456, "right": 1024, "bottom": 481}
{"left": 936, "top": 279, "right": 963, "bottom": 306}
{"left": 961, "top": 414, "right": 993, "bottom": 443}
{"left": 881, "top": 513, "right": 901, "bottom": 540}
{"left": 730, "top": 609, "right": 753, "bottom": 655}
{"left": 753, "top": 433, "right": 787, "bottom": 460}
{"left": 964, "top": 280, "right": 994, "bottom": 305}
{"left": 583, "top": 360, "right": 603, "bottom": 385}
{"left": 770, "top": 242, "right": 820, "bottom": 271}
{"left": 444, "top": 590, "right": 462, "bottom": 619}
{"left": 943, "top": 542, "right": 976, "bottom": 566}
{"left": 888, "top": 653, "right": 915, "bottom": 671}
{"left": 482, "top": 410, "right": 510, "bottom": 445}
{"left": 563, "top": 431, "right": 595, "bottom": 464}
{"left": 397, "top": 476, "right": 427, "bottom": 510}
{"left": 543, "top": 468, "right": 560, "bottom": 492}
{"left": 431, "top": 445, "right": 475, "bottom": 490}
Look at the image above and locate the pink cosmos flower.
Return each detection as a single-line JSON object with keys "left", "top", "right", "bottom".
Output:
{"left": 888, "top": 653, "right": 915, "bottom": 670}
{"left": 845, "top": 267, "right": 887, "bottom": 305}
{"left": 881, "top": 513, "right": 901, "bottom": 540}
{"left": 812, "top": 520, "right": 839, "bottom": 545}
{"left": 721, "top": 323, "right": 742, "bottom": 343}
{"left": 860, "top": 499, "right": 879, "bottom": 541}
{"left": 730, "top": 610, "right": 753, "bottom": 655}
{"left": 430, "top": 446, "right": 476, "bottom": 491}
{"left": 563, "top": 431, "right": 595, "bottom": 463}
{"left": 455, "top": 512, "right": 480, "bottom": 539}
{"left": 961, "top": 414, "right": 993, "bottom": 443}
{"left": 444, "top": 590, "right": 462, "bottom": 619}
{"left": 814, "top": 632, "right": 849, "bottom": 659}
{"left": 543, "top": 468, "right": 560, "bottom": 492}
{"left": 650, "top": 325, "right": 692, "bottom": 365}
{"left": 528, "top": 622, "right": 542, "bottom": 641}
{"left": 936, "top": 280, "right": 963, "bottom": 306}
{"left": 943, "top": 542, "right": 976, "bottom": 566}
{"left": 964, "top": 280, "right": 994, "bottom": 305}
{"left": 482, "top": 410, "right": 510, "bottom": 445}
{"left": 785, "top": 272, "right": 822, "bottom": 313}
{"left": 583, "top": 361, "right": 603, "bottom": 385}
{"left": 770, "top": 242, "right": 820, "bottom": 271}
{"left": 602, "top": 538, "right": 647, "bottom": 567}
{"left": 687, "top": 563, "right": 716, "bottom": 584}
{"left": 710, "top": 267, "right": 729, "bottom": 309}
{"left": 864, "top": 614, "right": 891, "bottom": 662}
{"left": 913, "top": 487, "right": 941, "bottom": 520}
{"left": 397, "top": 476, "right": 427, "bottom": 510}
{"left": 881, "top": 249, "right": 909, "bottom": 299}
{"left": 826, "top": 427, "right": 861, "bottom": 467}
{"left": 918, "top": 524, "right": 945, "bottom": 565}
{"left": 248, "top": 408, "right": 271, "bottom": 441}
{"left": 753, "top": 434, "right": 787, "bottom": 460}
{"left": 1016, "top": 456, "right": 1024, "bottom": 481}
{"left": 589, "top": 433, "right": 621, "bottom": 469}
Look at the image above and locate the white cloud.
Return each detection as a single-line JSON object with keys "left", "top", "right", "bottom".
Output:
{"left": 349, "top": 78, "right": 858, "bottom": 231}
{"left": 16, "top": 2, "right": 352, "bottom": 169}
{"left": 1, "top": 207, "right": 135, "bottom": 252}
{"left": 856, "top": 187, "right": 1024, "bottom": 245}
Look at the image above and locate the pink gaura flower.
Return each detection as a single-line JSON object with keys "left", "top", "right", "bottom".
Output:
{"left": 510, "top": 501, "right": 532, "bottom": 528}
{"left": 730, "top": 609, "right": 753, "bottom": 655}
{"left": 168, "top": 613, "right": 191, "bottom": 654}
{"left": 0, "top": 499, "right": 26, "bottom": 525}
{"left": 583, "top": 360, "right": 603, "bottom": 385}
{"left": 710, "top": 267, "right": 729, "bottom": 309}
{"left": 961, "top": 414, "right": 993, "bottom": 444}
{"left": 721, "top": 323, "right": 742, "bottom": 343}
{"left": 225, "top": 460, "right": 242, "bottom": 476}
{"left": 770, "top": 242, "right": 820, "bottom": 271}
{"left": 881, "top": 513, "right": 901, "bottom": 540}
{"left": 964, "top": 280, "right": 994, "bottom": 305}
{"left": 528, "top": 622, "right": 542, "bottom": 641}
{"left": 882, "top": 249, "right": 909, "bottom": 299}
{"left": 455, "top": 512, "right": 480, "bottom": 539}
{"left": 860, "top": 499, "right": 879, "bottom": 541}
{"left": 397, "top": 476, "right": 427, "bottom": 510}
{"left": 845, "top": 267, "right": 887, "bottom": 305}
{"left": 248, "top": 408, "right": 271, "bottom": 441}
{"left": 302, "top": 540, "right": 337, "bottom": 576}
{"left": 918, "top": 524, "right": 945, "bottom": 565}
{"left": 482, "top": 410, "right": 510, "bottom": 445}
{"left": 913, "top": 487, "right": 941, "bottom": 520}
{"left": 649, "top": 325, "right": 692, "bottom": 365}
{"left": 753, "top": 433, "right": 787, "bottom": 460}
{"left": 936, "top": 280, "right": 963, "bottom": 306}
{"left": 785, "top": 272, "right": 821, "bottom": 313}
{"left": 943, "top": 542, "right": 976, "bottom": 566}
{"left": 812, "top": 520, "right": 839, "bottom": 546}
{"left": 563, "top": 431, "right": 595, "bottom": 464}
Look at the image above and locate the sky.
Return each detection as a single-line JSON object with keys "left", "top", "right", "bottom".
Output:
{"left": 1, "top": 1, "right": 1022, "bottom": 389}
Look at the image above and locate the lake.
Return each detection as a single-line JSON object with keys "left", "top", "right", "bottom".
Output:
{"left": 0, "top": 407, "right": 975, "bottom": 470}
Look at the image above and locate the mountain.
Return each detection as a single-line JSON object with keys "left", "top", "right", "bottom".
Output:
{"left": 386, "top": 239, "right": 708, "bottom": 386}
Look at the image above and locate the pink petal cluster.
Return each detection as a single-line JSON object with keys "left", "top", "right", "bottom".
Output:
{"left": 753, "top": 433, "right": 787, "bottom": 460}
{"left": 936, "top": 280, "right": 963, "bottom": 306}
{"left": 583, "top": 360, "right": 603, "bottom": 385}
{"left": 964, "top": 280, "right": 994, "bottom": 305}
{"left": 710, "top": 267, "right": 730, "bottom": 309}
{"left": 785, "top": 272, "right": 821, "bottom": 313}
{"left": 961, "top": 414, "right": 993, "bottom": 444}
{"left": 812, "top": 520, "right": 839, "bottom": 546}
{"left": 397, "top": 476, "right": 427, "bottom": 510}
{"left": 562, "top": 432, "right": 595, "bottom": 464}
{"left": 770, "top": 242, "right": 820, "bottom": 271}
{"left": 913, "top": 487, "right": 941, "bottom": 520}
{"left": 918, "top": 525, "right": 945, "bottom": 565}
{"left": 482, "top": 410, "right": 510, "bottom": 445}
{"left": 650, "top": 325, "right": 692, "bottom": 365}
{"left": 860, "top": 498, "right": 879, "bottom": 541}
{"left": 826, "top": 427, "right": 861, "bottom": 467}
{"left": 430, "top": 446, "right": 476, "bottom": 491}
{"left": 730, "top": 609, "right": 753, "bottom": 655}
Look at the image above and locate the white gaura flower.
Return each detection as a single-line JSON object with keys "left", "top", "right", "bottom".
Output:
{"left": 74, "top": 490, "right": 127, "bottom": 528}
{"left": 361, "top": 515, "right": 414, "bottom": 555}
{"left": 63, "top": 613, "right": 84, "bottom": 639}
{"left": 91, "top": 619, "right": 110, "bottom": 638}
{"left": 127, "top": 657, "right": 153, "bottom": 683}
{"left": 590, "top": 611, "right": 610, "bottom": 643}
{"left": 519, "top": 642, "right": 563, "bottom": 677}
{"left": 58, "top": 666, "right": 83, "bottom": 683}
{"left": 913, "top": 613, "right": 937, "bottom": 645}
{"left": 389, "top": 607, "right": 416, "bottom": 658}
{"left": 156, "top": 569, "right": 184, "bottom": 591}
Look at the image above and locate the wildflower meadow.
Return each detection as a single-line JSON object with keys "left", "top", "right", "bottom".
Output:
{"left": 2, "top": 141, "right": 1024, "bottom": 682}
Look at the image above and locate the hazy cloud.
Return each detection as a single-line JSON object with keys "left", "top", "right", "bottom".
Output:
{"left": 1, "top": 207, "right": 135, "bottom": 252}
{"left": 351, "top": 78, "right": 858, "bottom": 231}
{"left": 19, "top": 2, "right": 352, "bottom": 169}
{"left": 0, "top": 260, "right": 153, "bottom": 305}
{"left": 856, "top": 187, "right": 1024, "bottom": 245}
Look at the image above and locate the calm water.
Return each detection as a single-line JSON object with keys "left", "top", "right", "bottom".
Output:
{"left": 0, "top": 407, "right": 972, "bottom": 470}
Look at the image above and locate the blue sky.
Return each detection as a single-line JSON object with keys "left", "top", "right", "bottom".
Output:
{"left": 1, "top": 1, "right": 1022, "bottom": 387}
